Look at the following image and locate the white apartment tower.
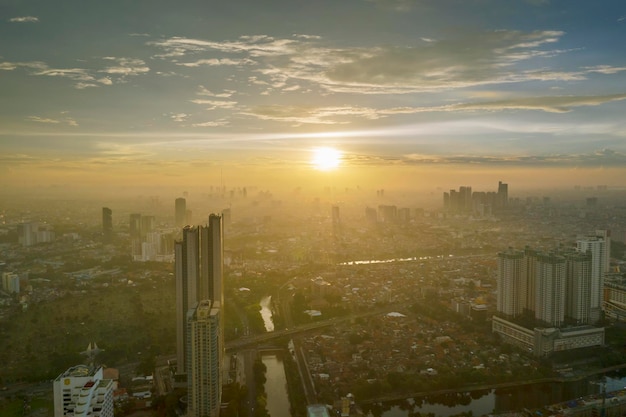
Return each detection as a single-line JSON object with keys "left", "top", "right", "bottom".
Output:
{"left": 534, "top": 253, "right": 566, "bottom": 327}
{"left": 565, "top": 251, "right": 592, "bottom": 325}
{"left": 175, "top": 214, "right": 224, "bottom": 416}
{"left": 187, "top": 300, "right": 222, "bottom": 417}
{"left": 497, "top": 248, "right": 524, "bottom": 317}
{"left": 576, "top": 230, "right": 610, "bottom": 323}
{"left": 53, "top": 365, "right": 114, "bottom": 417}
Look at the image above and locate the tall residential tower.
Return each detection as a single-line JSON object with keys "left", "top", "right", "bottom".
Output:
{"left": 174, "top": 214, "right": 224, "bottom": 417}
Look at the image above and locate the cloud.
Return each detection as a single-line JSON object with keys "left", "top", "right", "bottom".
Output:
{"left": 196, "top": 86, "right": 235, "bottom": 97}
{"left": 190, "top": 99, "right": 238, "bottom": 110}
{"left": 169, "top": 113, "right": 189, "bottom": 123}
{"left": 26, "top": 116, "right": 78, "bottom": 126}
{"left": 100, "top": 57, "right": 150, "bottom": 76}
{"left": 150, "top": 35, "right": 298, "bottom": 58}
{"left": 27, "top": 116, "right": 60, "bottom": 124}
{"left": 9, "top": 16, "right": 39, "bottom": 23}
{"left": 236, "top": 93, "right": 626, "bottom": 126}
{"left": 242, "top": 105, "right": 385, "bottom": 125}
{"left": 146, "top": 30, "right": 621, "bottom": 96}
{"left": 191, "top": 119, "right": 230, "bottom": 127}
{"left": 399, "top": 148, "right": 626, "bottom": 167}
{"left": 0, "top": 61, "right": 47, "bottom": 71}
{"left": 177, "top": 58, "right": 255, "bottom": 67}
{"left": 403, "top": 93, "right": 626, "bottom": 114}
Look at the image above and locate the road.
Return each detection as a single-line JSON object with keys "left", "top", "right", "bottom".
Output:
{"left": 225, "top": 303, "right": 410, "bottom": 351}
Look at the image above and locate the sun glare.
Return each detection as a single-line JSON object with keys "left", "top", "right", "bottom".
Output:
{"left": 311, "top": 147, "right": 342, "bottom": 171}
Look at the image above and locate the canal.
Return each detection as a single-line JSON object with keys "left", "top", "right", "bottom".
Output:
{"left": 259, "top": 295, "right": 290, "bottom": 416}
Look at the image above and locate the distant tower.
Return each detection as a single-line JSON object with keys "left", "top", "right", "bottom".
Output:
{"left": 175, "top": 197, "right": 187, "bottom": 227}
{"left": 187, "top": 300, "right": 222, "bottom": 417}
{"left": 53, "top": 365, "right": 114, "bottom": 417}
{"left": 102, "top": 207, "right": 113, "bottom": 242}
{"left": 497, "top": 181, "right": 508, "bottom": 209}
{"left": 129, "top": 213, "right": 142, "bottom": 239}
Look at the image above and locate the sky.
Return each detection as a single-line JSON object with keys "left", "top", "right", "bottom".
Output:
{"left": 1, "top": 0, "right": 626, "bottom": 195}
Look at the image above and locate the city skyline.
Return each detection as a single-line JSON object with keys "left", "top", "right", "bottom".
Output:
{"left": 2, "top": 0, "right": 626, "bottom": 194}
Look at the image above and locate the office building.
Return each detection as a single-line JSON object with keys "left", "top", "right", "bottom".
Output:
{"left": 187, "top": 300, "right": 222, "bottom": 417}
{"left": 175, "top": 197, "right": 187, "bottom": 227}
{"left": 53, "top": 365, "right": 114, "bottom": 417}
{"left": 102, "top": 207, "right": 113, "bottom": 242}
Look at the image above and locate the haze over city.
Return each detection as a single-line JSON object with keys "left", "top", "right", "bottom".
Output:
{"left": 2, "top": 0, "right": 626, "bottom": 196}
{"left": 3, "top": 2, "right": 626, "bottom": 417}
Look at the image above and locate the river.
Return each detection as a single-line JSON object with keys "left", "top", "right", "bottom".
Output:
{"left": 365, "top": 372, "right": 626, "bottom": 417}
{"left": 260, "top": 295, "right": 274, "bottom": 332}
{"left": 259, "top": 296, "right": 291, "bottom": 417}
{"left": 262, "top": 353, "right": 291, "bottom": 417}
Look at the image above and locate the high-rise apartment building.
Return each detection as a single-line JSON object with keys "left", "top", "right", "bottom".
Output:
{"left": 175, "top": 197, "right": 187, "bottom": 227}
{"left": 187, "top": 300, "right": 222, "bottom": 417}
{"left": 175, "top": 213, "right": 224, "bottom": 411}
{"left": 102, "top": 207, "right": 113, "bottom": 242}
{"left": 497, "top": 248, "right": 524, "bottom": 317}
{"left": 494, "top": 236, "right": 607, "bottom": 356}
{"left": 576, "top": 230, "right": 610, "bottom": 323}
{"left": 565, "top": 251, "right": 592, "bottom": 325}
{"left": 53, "top": 365, "right": 114, "bottom": 417}
{"left": 534, "top": 252, "right": 566, "bottom": 328}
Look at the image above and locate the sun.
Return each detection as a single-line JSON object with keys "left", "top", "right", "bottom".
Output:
{"left": 311, "top": 147, "right": 342, "bottom": 171}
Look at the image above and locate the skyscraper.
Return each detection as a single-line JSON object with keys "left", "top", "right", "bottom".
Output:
{"left": 102, "top": 207, "right": 113, "bottom": 242}
{"left": 175, "top": 213, "right": 224, "bottom": 412}
{"left": 187, "top": 300, "right": 222, "bottom": 417}
{"left": 175, "top": 197, "right": 187, "bottom": 227}
{"left": 53, "top": 365, "right": 114, "bottom": 417}
{"left": 497, "top": 181, "right": 508, "bottom": 209}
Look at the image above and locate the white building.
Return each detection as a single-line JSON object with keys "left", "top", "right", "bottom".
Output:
{"left": 187, "top": 300, "right": 221, "bottom": 417}
{"left": 2, "top": 272, "right": 20, "bottom": 294}
{"left": 53, "top": 365, "right": 114, "bottom": 417}
{"left": 535, "top": 252, "right": 566, "bottom": 328}
{"left": 577, "top": 230, "right": 610, "bottom": 323}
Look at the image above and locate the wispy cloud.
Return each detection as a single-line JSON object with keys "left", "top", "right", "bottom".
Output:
{"left": 148, "top": 30, "right": 615, "bottom": 96}
{"left": 190, "top": 99, "right": 238, "bottom": 110}
{"left": 197, "top": 86, "right": 236, "bottom": 97}
{"left": 100, "top": 57, "right": 150, "bottom": 76}
{"left": 191, "top": 119, "right": 230, "bottom": 127}
{"left": 26, "top": 115, "right": 78, "bottom": 126}
{"left": 9, "top": 16, "right": 39, "bottom": 23}
{"left": 177, "top": 58, "right": 255, "bottom": 67}
{"left": 400, "top": 148, "right": 626, "bottom": 167}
